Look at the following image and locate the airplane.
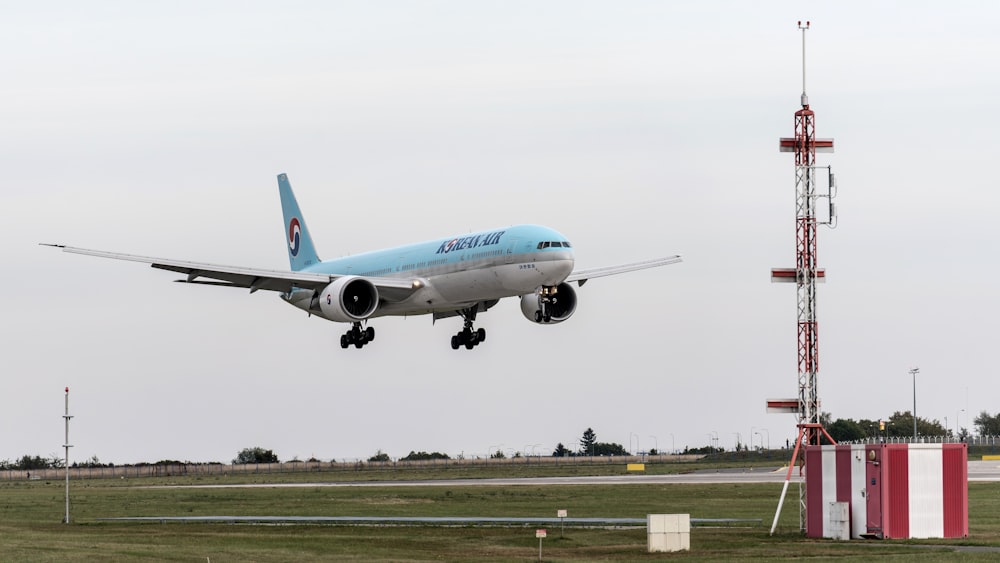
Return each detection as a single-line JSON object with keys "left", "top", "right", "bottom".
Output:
{"left": 45, "top": 174, "right": 681, "bottom": 350}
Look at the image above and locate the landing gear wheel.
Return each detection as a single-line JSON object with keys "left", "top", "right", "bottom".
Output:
{"left": 340, "top": 322, "right": 374, "bottom": 349}
{"left": 451, "top": 305, "right": 487, "bottom": 350}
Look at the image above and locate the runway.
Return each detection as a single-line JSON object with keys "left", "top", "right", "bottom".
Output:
{"left": 110, "top": 461, "right": 1000, "bottom": 531}
{"left": 143, "top": 460, "right": 1000, "bottom": 489}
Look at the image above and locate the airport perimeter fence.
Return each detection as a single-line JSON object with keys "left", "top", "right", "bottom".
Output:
{"left": 845, "top": 434, "right": 1000, "bottom": 452}
{"left": 0, "top": 453, "right": 707, "bottom": 482}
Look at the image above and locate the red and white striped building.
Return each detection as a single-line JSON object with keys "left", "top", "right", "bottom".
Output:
{"left": 804, "top": 443, "right": 968, "bottom": 539}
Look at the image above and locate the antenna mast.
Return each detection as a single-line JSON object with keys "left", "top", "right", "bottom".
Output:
{"left": 800, "top": 21, "right": 809, "bottom": 107}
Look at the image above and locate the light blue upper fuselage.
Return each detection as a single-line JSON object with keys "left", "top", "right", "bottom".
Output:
{"left": 291, "top": 224, "right": 575, "bottom": 318}
{"left": 301, "top": 224, "right": 570, "bottom": 277}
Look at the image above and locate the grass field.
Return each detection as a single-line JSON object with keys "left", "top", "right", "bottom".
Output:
{"left": 1, "top": 463, "right": 998, "bottom": 561}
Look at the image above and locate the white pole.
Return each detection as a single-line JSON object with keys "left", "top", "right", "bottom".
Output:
{"left": 63, "top": 387, "right": 73, "bottom": 524}
{"left": 770, "top": 480, "right": 790, "bottom": 535}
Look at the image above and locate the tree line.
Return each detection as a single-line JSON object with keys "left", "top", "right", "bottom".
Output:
{"left": 823, "top": 410, "right": 1000, "bottom": 443}
{"left": 10, "top": 411, "right": 1000, "bottom": 470}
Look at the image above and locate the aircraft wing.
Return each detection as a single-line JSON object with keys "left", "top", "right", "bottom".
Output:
{"left": 565, "top": 255, "right": 682, "bottom": 285}
{"left": 43, "top": 245, "right": 420, "bottom": 297}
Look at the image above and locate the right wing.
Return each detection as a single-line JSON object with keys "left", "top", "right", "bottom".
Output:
{"left": 43, "top": 245, "right": 421, "bottom": 299}
{"left": 565, "top": 255, "right": 682, "bottom": 286}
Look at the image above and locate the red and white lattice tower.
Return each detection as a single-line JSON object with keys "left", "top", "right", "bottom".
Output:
{"left": 768, "top": 21, "right": 838, "bottom": 535}
{"left": 769, "top": 20, "right": 837, "bottom": 445}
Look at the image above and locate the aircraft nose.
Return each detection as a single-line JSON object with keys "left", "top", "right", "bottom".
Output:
{"left": 548, "top": 252, "right": 574, "bottom": 281}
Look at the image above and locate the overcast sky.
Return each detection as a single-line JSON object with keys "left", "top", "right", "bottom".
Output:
{"left": 3, "top": 2, "right": 999, "bottom": 464}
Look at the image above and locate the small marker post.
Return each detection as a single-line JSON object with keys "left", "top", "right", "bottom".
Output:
{"left": 557, "top": 509, "right": 567, "bottom": 537}
{"left": 535, "top": 528, "right": 546, "bottom": 560}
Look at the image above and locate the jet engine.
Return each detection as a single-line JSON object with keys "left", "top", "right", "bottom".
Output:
{"left": 519, "top": 282, "right": 577, "bottom": 324}
{"left": 318, "top": 276, "right": 379, "bottom": 322}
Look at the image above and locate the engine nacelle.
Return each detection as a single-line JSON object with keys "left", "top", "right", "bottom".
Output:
{"left": 520, "top": 282, "right": 578, "bottom": 324}
{"left": 318, "top": 276, "right": 379, "bottom": 322}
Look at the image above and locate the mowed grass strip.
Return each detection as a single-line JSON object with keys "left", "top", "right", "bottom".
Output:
{"left": 1, "top": 479, "right": 999, "bottom": 561}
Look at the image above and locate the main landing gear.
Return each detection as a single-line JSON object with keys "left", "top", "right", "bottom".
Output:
{"left": 340, "top": 322, "right": 374, "bottom": 349}
{"left": 451, "top": 306, "right": 486, "bottom": 350}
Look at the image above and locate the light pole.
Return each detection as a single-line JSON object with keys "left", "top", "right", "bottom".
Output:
{"left": 629, "top": 433, "right": 639, "bottom": 457}
{"left": 910, "top": 367, "right": 919, "bottom": 440}
{"left": 669, "top": 433, "right": 675, "bottom": 456}
{"left": 649, "top": 435, "right": 659, "bottom": 457}
{"left": 733, "top": 432, "right": 742, "bottom": 452}
{"left": 759, "top": 428, "right": 770, "bottom": 450}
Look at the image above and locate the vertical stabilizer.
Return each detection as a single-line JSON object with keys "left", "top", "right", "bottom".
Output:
{"left": 277, "top": 173, "right": 320, "bottom": 271}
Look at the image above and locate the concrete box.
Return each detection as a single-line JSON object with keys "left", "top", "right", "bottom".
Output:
{"left": 647, "top": 513, "right": 690, "bottom": 553}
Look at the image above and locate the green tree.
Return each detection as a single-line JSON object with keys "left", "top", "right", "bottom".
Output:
{"left": 883, "top": 411, "right": 945, "bottom": 437}
{"left": 14, "top": 455, "right": 55, "bottom": 470}
{"left": 579, "top": 428, "right": 597, "bottom": 455}
{"left": 827, "top": 418, "right": 866, "bottom": 442}
{"left": 400, "top": 451, "right": 449, "bottom": 461}
{"left": 858, "top": 419, "right": 883, "bottom": 439}
{"left": 233, "top": 447, "right": 279, "bottom": 464}
{"left": 367, "top": 450, "right": 390, "bottom": 462}
{"left": 552, "top": 443, "right": 571, "bottom": 457}
{"left": 489, "top": 449, "right": 506, "bottom": 459}
{"left": 974, "top": 411, "right": 1000, "bottom": 436}
{"left": 72, "top": 455, "right": 104, "bottom": 468}
{"left": 592, "top": 442, "right": 628, "bottom": 456}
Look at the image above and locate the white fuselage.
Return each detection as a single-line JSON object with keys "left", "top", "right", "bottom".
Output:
{"left": 281, "top": 224, "right": 575, "bottom": 320}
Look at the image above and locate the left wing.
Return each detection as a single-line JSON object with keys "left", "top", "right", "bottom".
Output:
{"left": 565, "top": 255, "right": 682, "bottom": 286}
{"left": 42, "top": 244, "right": 421, "bottom": 298}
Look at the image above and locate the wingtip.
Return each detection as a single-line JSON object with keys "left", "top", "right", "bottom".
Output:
{"left": 39, "top": 243, "right": 66, "bottom": 248}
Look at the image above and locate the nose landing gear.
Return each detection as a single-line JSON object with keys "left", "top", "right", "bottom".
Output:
{"left": 533, "top": 285, "right": 558, "bottom": 323}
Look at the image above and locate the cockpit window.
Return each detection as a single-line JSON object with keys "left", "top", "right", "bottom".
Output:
{"left": 537, "top": 241, "right": 573, "bottom": 249}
